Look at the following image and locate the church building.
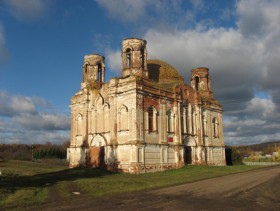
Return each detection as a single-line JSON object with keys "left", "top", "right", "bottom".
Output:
{"left": 67, "top": 38, "right": 226, "bottom": 173}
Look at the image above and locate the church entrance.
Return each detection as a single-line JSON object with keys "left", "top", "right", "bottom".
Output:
{"left": 88, "top": 146, "right": 105, "bottom": 168}
{"left": 184, "top": 146, "right": 192, "bottom": 164}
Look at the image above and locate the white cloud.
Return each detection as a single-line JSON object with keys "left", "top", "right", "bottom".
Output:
{"left": 237, "top": 0, "right": 280, "bottom": 38}
{"left": 143, "top": 27, "right": 266, "bottom": 101}
{"left": 95, "top": 0, "right": 148, "bottom": 23}
{"left": 0, "top": 90, "right": 70, "bottom": 144}
{"left": 0, "top": 90, "right": 39, "bottom": 116}
{"left": 106, "top": 49, "right": 121, "bottom": 73}
{"left": 224, "top": 133, "right": 280, "bottom": 146}
{"left": 223, "top": 96, "right": 280, "bottom": 145}
{"left": 14, "top": 113, "right": 69, "bottom": 131}
{"left": 3, "top": 0, "right": 50, "bottom": 21}
{"left": 190, "top": 0, "right": 204, "bottom": 10}
{"left": 245, "top": 97, "right": 275, "bottom": 118}
{"left": 103, "top": 0, "right": 280, "bottom": 146}
{"left": 11, "top": 96, "right": 36, "bottom": 114}
{"left": 1, "top": 130, "right": 69, "bottom": 145}
{"left": 95, "top": 0, "right": 196, "bottom": 30}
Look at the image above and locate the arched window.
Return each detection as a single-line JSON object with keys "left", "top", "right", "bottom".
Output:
{"left": 167, "top": 110, "right": 174, "bottom": 133}
{"left": 119, "top": 105, "right": 129, "bottom": 131}
{"left": 203, "top": 116, "right": 208, "bottom": 136}
{"left": 104, "top": 104, "right": 110, "bottom": 132}
{"left": 148, "top": 107, "right": 153, "bottom": 132}
{"left": 76, "top": 114, "right": 83, "bottom": 135}
{"left": 84, "top": 63, "right": 88, "bottom": 73}
{"left": 212, "top": 117, "right": 219, "bottom": 138}
{"left": 181, "top": 107, "right": 187, "bottom": 134}
{"left": 126, "top": 48, "right": 131, "bottom": 67}
{"left": 140, "top": 47, "right": 145, "bottom": 68}
{"left": 83, "top": 63, "right": 89, "bottom": 82}
{"left": 90, "top": 106, "right": 96, "bottom": 133}
{"left": 147, "top": 106, "right": 157, "bottom": 133}
{"left": 192, "top": 106, "right": 196, "bottom": 135}
{"left": 98, "top": 63, "right": 102, "bottom": 82}
{"left": 195, "top": 76, "right": 200, "bottom": 91}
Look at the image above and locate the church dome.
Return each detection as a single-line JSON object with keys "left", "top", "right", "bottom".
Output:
{"left": 147, "top": 59, "right": 184, "bottom": 83}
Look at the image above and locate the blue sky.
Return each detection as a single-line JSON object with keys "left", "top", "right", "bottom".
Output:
{"left": 0, "top": 0, "right": 280, "bottom": 146}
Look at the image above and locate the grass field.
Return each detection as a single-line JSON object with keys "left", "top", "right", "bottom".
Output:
{"left": 0, "top": 160, "right": 265, "bottom": 210}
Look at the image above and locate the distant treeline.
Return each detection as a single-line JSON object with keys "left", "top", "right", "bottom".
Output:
{"left": 33, "top": 145, "right": 66, "bottom": 159}
{"left": 0, "top": 141, "right": 69, "bottom": 161}
{"left": 225, "top": 141, "right": 280, "bottom": 165}
{"left": 233, "top": 141, "right": 280, "bottom": 156}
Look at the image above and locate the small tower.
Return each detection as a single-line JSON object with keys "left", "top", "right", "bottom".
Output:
{"left": 121, "top": 38, "right": 148, "bottom": 78}
{"left": 81, "top": 54, "right": 105, "bottom": 89}
{"left": 191, "top": 67, "right": 213, "bottom": 98}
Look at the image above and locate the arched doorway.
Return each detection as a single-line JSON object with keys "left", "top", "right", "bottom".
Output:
{"left": 184, "top": 146, "right": 192, "bottom": 164}
{"left": 88, "top": 134, "right": 106, "bottom": 168}
{"left": 184, "top": 137, "right": 197, "bottom": 164}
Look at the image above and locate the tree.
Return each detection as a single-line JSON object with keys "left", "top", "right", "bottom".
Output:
{"left": 255, "top": 154, "right": 259, "bottom": 162}
{"left": 278, "top": 147, "right": 280, "bottom": 161}
{"left": 250, "top": 152, "right": 254, "bottom": 161}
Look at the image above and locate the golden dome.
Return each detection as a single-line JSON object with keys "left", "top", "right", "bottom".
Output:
{"left": 147, "top": 59, "right": 184, "bottom": 83}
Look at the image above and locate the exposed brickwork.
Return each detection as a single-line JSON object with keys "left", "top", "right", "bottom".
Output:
{"left": 67, "top": 38, "right": 226, "bottom": 173}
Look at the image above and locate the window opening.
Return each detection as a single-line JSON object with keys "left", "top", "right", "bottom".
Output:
{"left": 126, "top": 48, "right": 131, "bottom": 67}
{"left": 212, "top": 118, "right": 219, "bottom": 138}
{"left": 76, "top": 114, "right": 83, "bottom": 135}
{"left": 140, "top": 48, "right": 145, "bottom": 68}
{"left": 167, "top": 110, "right": 174, "bottom": 133}
{"left": 191, "top": 106, "right": 194, "bottom": 134}
{"left": 119, "top": 106, "right": 128, "bottom": 131}
{"left": 98, "top": 63, "right": 102, "bottom": 82}
{"left": 148, "top": 107, "right": 153, "bottom": 133}
{"left": 195, "top": 76, "right": 199, "bottom": 91}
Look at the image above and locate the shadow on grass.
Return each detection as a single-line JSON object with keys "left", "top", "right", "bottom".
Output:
{"left": 0, "top": 167, "right": 117, "bottom": 194}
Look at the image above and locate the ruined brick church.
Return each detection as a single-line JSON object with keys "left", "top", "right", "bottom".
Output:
{"left": 67, "top": 38, "right": 226, "bottom": 173}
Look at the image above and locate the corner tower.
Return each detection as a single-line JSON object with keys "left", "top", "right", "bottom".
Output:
{"left": 81, "top": 54, "right": 105, "bottom": 89}
{"left": 191, "top": 67, "right": 213, "bottom": 98}
{"left": 121, "top": 38, "right": 148, "bottom": 78}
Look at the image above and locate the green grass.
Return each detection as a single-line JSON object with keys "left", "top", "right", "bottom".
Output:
{"left": 0, "top": 160, "right": 266, "bottom": 209}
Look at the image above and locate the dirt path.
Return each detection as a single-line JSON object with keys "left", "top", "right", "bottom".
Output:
{"left": 31, "top": 165, "right": 280, "bottom": 211}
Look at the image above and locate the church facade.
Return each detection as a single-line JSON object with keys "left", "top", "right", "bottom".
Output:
{"left": 67, "top": 38, "right": 226, "bottom": 173}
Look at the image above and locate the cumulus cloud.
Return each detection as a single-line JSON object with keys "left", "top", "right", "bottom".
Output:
{"left": 14, "top": 113, "right": 69, "bottom": 131}
{"left": 106, "top": 49, "right": 121, "bottom": 73}
{"left": 3, "top": 0, "right": 50, "bottom": 21}
{"left": 1, "top": 130, "right": 69, "bottom": 145}
{"left": 95, "top": 0, "right": 198, "bottom": 30}
{"left": 245, "top": 97, "right": 275, "bottom": 118}
{"left": 103, "top": 0, "right": 280, "bottom": 145}
{"left": 107, "top": 26, "right": 265, "bottom": 101}
{"left": 0, "top": 90, "right": 39, "bottom": 116}
{"left": 95, "top": 0, "right": 148, "bottom": 23}
{"left": 237, "top": 0, "right": 280, "bottom": 38}
{"left": 0, "top": 90, "right": 70, "bottom": 144}
{"left": 223, "top": 96, "right": 280, "bottom": 145}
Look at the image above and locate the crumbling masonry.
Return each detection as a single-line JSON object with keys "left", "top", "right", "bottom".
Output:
{"left": 67, "top": 38, "right": 226, "bottom": 173}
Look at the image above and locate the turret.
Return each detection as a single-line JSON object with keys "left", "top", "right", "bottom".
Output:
{"left": 81, "top": 54, "right": 105, "bottom": 89}
{"left": 121, "top": 38, "right": 148, "bottom": 78}
{"left": 191, "top": 67, "right": 213, "bottom": 98}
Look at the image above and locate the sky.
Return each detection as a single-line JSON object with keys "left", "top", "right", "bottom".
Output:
{"left": 0, "top": 0, "right": 280, "bottom": 146}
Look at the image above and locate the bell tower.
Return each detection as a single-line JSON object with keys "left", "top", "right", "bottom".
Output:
{"left": 81, "top": 54, "right": 105, "bottom": 89}
{"left": 191, "top": 67, "right": 213, "bottom": 98}
{"left": 121, "top": 38, "right": 148, "bottom": 78}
